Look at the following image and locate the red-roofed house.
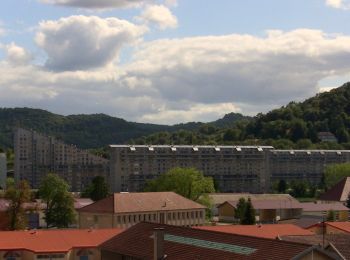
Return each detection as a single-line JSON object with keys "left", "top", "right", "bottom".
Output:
{"left": 308, "top": 221, "right": 350, "bottom": 235}
{"left": 0, "top": 228, "right": 122, "bottom": 260}
{"left": 78, "top": 192, "right": 206, "bottom": 229}
{"left": 100, "top": 222, "right": 337, "bottom": 260}
{"left": 195, "top": 224, "right": 313, "bottom": 239}
{"left": 319, "top": 177, "right": 350, "bottom": 203}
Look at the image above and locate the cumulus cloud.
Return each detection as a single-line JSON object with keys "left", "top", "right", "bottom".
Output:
{"left": 39, "top": 0, "right": 155, "bottom": 9}
{"left": 3, "top": 29, "right": 350, "bottom": 124}
{"left": 122, "top": 29, "right": 350, "bottom": 109}
{"left": 3, "top": 43, "right": 32, "bottom": 65}
{"left": 325, "top": 0, "right": 350, "bottom": 9}
{"left": 36, "top": 15, "right": 146, "bottom": 71}
{"left": 138, "top": 5, "right": 178, "bottom": 30}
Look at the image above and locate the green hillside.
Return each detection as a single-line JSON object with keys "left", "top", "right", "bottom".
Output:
{"left": 0, "top": 108, "right": 248, "bottom": 149}
{"left": 132, "top": 82, "right": 350, "bottom": 149}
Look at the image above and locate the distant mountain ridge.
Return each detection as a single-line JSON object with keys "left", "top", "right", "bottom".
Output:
{"left": 132, "top": 82, "right": 350, "bottom": 149}
{"left": 0, "top": 107, "right": 249, "bottom": 149}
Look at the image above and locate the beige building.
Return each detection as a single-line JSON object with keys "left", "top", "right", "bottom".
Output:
{"left": 217, "top": 197, "right": 303, "bottom": 223}
{"left": 110, "top": 145, "right": 273, "bottom": 193}
{"left": 109, "top": 145, "right": 350, "bottom": 194}
{"left": 78, "top": 192, "right": 206, "bottom": 229}
{"left": 14, "top": 128, "right": 109, "bottom": 191}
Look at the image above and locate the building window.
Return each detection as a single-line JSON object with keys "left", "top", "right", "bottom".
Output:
{"left": 93, "top": 215, "right": 98, "bottom": 224}
{"left": 4, "top": 251, "right": 21, "bottom": 260}
{"left": 37, "top": 254, "right": 65, "bottom": 259}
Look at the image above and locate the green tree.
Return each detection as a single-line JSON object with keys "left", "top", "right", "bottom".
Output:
{"left": 145, "top": 168, "right": 215, "bottom": 218}
{"left": 324, "top": 163, "right": 350, "bottom": 189}
{"left": 241, "top": 198, "right": 256, "bottom": 225}
{"left": 38, "top": 173, "right": 75, "bottom": 228}
{"left": 234, "top": 198, "right": 246, "bottom": 221}
{"left": 277, "top": 180, "right": 287, "bottom": 193}
{"left": 5, "top": 179, "right": 31, "bottom": 230}
{"left": 327, "top": 210, "right": 336, "bottom": 222}
{"left": 82, "top": 176, "right": 109, "bottom": 201}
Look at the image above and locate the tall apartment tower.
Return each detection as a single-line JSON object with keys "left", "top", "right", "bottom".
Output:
{"left": 14, "top": 128, "right": 110, "bottom": 191}
{"left": 110, "top": 145, "right": 273, "bottom": 193}
{"left": 0, "top": 153, "right": 6, "bottom": 189}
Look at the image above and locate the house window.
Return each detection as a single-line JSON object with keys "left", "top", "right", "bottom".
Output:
{"left": 93, "top": 215, "right": 98, "bottom": 224}
{"left": 4, "top": 251, "right": 21, "bottom": 260}
{"left": 77, "top": 249, "right": 93, "bottom": 260}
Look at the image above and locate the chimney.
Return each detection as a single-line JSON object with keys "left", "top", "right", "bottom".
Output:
{"left": 153, "top": 228, "right": 165, "bottom": 260}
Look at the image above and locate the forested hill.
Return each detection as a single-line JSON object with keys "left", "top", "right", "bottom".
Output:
{"left": 132, "top": 82, "right": 350, "bottom": 149}
{"left": 245, "top": 82, "right": 350, "bottom": 143}
{"left": 0, "top": 108, "right": 249, "bottom": 149}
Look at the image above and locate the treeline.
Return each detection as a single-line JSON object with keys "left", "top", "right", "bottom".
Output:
{"left": 0, "top": 108, "right": 248, "bottom": 149}
{"left": 132, "top": 82, "right": 350, "bottom": 149}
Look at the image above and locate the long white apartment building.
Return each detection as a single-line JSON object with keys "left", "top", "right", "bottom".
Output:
{"left": 110, "top": 145, "right": 350, "bottom": 193}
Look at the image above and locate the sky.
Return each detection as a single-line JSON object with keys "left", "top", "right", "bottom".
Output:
{"left": 1, "top": 0, "right": 350, "bottom": 124}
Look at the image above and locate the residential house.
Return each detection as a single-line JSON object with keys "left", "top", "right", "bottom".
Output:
{"left": 217, "top": 198, "right": 302, "bottom": 223}
{"left": 301, "top": 202, "right": 349, "bottom": 221}
{"left": 195, "top": 224, "right": 313, "bottom": 239}
{"left": 0, "top": 228, "right": 122, "bottom": 260}
{"left": 99, "top": 222, "right": 337, "bottom": 260}
{"left": 208, "top": 193, "right": 300, "bottom": 216}
{"left": 308, "top": 222, "right": 350, "bottom": 235}
{"left": 281, "top": 233, "right": 350, "bottom": 260}
{"left": 78, "top": 192, "right": 206, "bottom": 229}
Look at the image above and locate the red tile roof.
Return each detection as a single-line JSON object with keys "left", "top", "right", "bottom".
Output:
{"left": 307, "top": 222, "right": 350, "bottom": 234}
{"left": 281, "top": 234, "right": 350, "bottom": 260}
{"left": 78, "top": 192, "right": 206, "bottom": 214}
{"left": 100, "top": 222, "right": 317, "bottom": 260}
{"left": 195, "top": 224, "right": 313, "bottom": 239}
{"left": 319, "top": 177, "right": 350, "bottom": 202}
{"left": 301, "top": 202, "right": 349, "bottom": 212}
{"left": 221, "top": 199, "right": 302, "bottom": 210}
{"left": 0, "top": 228, "right": 122, "bottom": 253}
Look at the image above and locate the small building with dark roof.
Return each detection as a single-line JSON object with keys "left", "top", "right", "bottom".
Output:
{"left": 319, "top": 177, "right": 350, "bottom": 203}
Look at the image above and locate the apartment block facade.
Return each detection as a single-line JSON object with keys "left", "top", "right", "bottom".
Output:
{"left": 0, "top": 153, "right": 6, "bottom": 189}
{"left": 110, "top": 145, "right": 350, "bottom": 193}
{"left": 14, "top": 128, "right": 109, "bottom": 191}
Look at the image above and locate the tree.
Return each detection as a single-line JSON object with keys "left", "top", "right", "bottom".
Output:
{"left": 241, "top": 198, "right": 256, "bottom": 225}
{"left": 5, "top": 179, "right": 31, "bottom": 230}
{"left": 234, "top": 198, "right": 246, "bottom": 221}
{"left": 324, "top": 163, "right": 350, "bottom": 189}
{"left": 82, "top": 176, "right": 109, "bottom": 201}
{"left": 38, "top": 173, "right": 75, "bottom": 228}
{"left": 277, "top": 180, "right": 287, "bottom": 193}
{"left": 145, "top": 168, "right": 215, "bottom": 219}
{"left": 327, "top": 210, "right": 336, "bottom": 222}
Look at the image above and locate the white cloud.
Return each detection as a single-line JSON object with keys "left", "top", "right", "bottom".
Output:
{"left": 39, "top": 0, "right": 155, "bottom": 9}
{"left": 139, "top": 102, "right": 240, "bottom": 124}
{"left": 138, "top": 4, "right": 178, "bottom": 30}
{"left": 3, "top": 43, "right": 32, "bottom": 65}
{"left": 325, "top": 0, "right": 350, "bottom": 9}
{"left": 2, "top": 29, "right": 350, "bottom": 124}
{"left": 35, "top": 15, "right": 146, "bottom": 71}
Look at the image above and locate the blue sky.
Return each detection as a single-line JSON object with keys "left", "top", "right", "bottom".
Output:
{"left": 0, "top": 0, "right": 350, "bottom": 124}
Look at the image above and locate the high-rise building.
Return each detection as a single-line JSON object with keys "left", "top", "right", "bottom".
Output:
{"left": 14, "top": 128, "right": 109, "bottom": 191}
{"left": 110, "top": 145, "right": 273, "bottom": 193}
{"left": 109, "top": 145, "right": 350, "bottom": 193}
{"left": 0, "top": 153, "right": 6, "bottom": 189}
